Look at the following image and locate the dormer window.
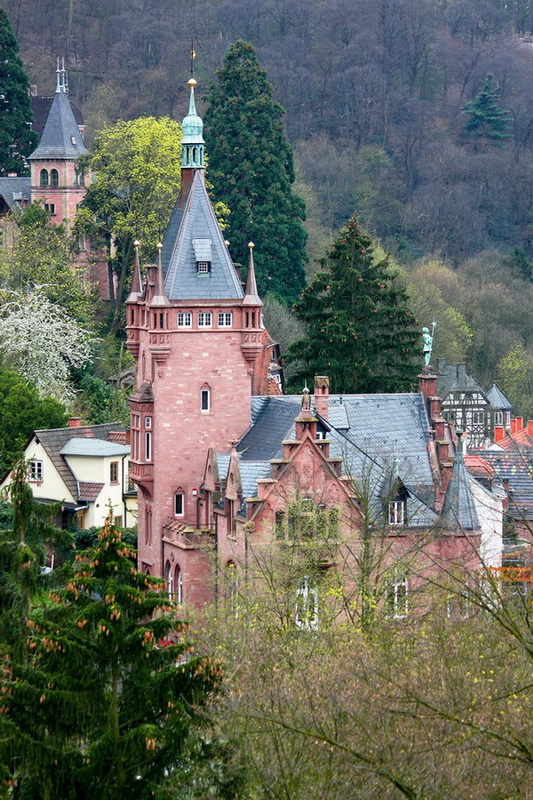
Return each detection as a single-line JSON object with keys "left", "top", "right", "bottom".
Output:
{"left": 192, "top": 238, "right": 212, "bottom": 275}
{"left": 70, "top": 135, "right": 77, "bottom": 145}
{"left": 388, "top": 499, "right": 406, "bottom": 526}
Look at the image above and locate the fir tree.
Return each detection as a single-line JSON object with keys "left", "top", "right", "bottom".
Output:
{"left": 462, "top": 74, "right": 512, "bottom": 148}
{"left": 0, "top": 9, "right": 37, "bottom": 176}
{"left": 0, "top": 517, "right": 222, "bottom": 799}
{"left": 204, "top": 40, "right": 307, "bottom": 304}
{"left": 286, "top": 215, "right": 419, "bottom": 394}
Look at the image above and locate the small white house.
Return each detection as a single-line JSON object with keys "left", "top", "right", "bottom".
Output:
{"left": 0, "top": 420, "right": 137, "bottom": 529}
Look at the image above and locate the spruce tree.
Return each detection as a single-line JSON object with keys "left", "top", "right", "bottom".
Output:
{"left": 462, "top": 74, "right": 512, "bottom": 148}
{"left": 0, "top": 517, "right": 222, "bottom": 799}
{"left": 0, "top": 9, "right": 37, "bottom": 176}
{"left": 286, "top": 215, "right": 419, "bottom": 394}
{"left": 204, "top": 40, "right": 307, "bottom": 304}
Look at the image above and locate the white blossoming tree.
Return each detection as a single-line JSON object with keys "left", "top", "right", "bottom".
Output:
{"left": 0, "top": 292, "right": 93, "bottom": 405}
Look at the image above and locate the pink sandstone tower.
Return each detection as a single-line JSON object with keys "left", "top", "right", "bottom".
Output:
{"left": 126, "top": 78, "right": 263, "bottom": 602}
{"left": 28, "top": 58, "right": 88, "bottom": 226}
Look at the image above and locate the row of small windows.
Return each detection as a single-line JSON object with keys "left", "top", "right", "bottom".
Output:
{"left": 40, "top": 168, "right": 59, "bottom": 186}
{"left": 443, "top": 410, "right": 511, "bottom": 426}
{"left": 178, "top": 311, "right": 232, "bottom": 328}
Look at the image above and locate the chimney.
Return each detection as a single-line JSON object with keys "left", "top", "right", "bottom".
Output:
{"left": 457, "top": 364, "right": 467, "bottom": 381}
{"left": 494, "top": 426, "right": 505, "bottom": 443}
{"left": 418, "top": 369, "right": 437, "bottom": 402}
{"left": 527, "top": 420, "right": 533, "bottom": 438}
{"left": 68, "top": 417, "right": 82, "bottom": 428}
{"left": 516, "top": 416, "right": 524, "bottom": 431}
{"left": 511, "top": 418, "right": 519, "bottom": 434}
{"left": 314, "top": 376, "right": 329, "bottom": 420}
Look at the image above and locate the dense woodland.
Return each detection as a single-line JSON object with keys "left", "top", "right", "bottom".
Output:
{"left": 4, "top": 0, "right": 533, "bottom": 409}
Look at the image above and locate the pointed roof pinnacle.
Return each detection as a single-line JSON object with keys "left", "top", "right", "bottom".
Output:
{"left": 56, "top": 56, "right": 68, "bottom": 93}
{"left": 440, "top": 429, "right": 480, "bottom": 532}
{"left": 150, "top": 242, "right": 171, "bottom": 307}
{"left": 243, "top": 241, "right": 263, "bottom": 307}
{"left": 127, "top": 239, "right": 143, "bottom": 302}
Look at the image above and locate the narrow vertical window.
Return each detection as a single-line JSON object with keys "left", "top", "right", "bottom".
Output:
{"left": 201, "top": 388, "right": 210, "bottom": 412}
{"left": 174, "top": 492, "right": 184, "bottom": 517}
{"left": 165, "top": 561, "right": 173, "bottom": 598}
{"left": 175, "top": 565, "right": 183, "bottom": 603}
{"left": 40, "top": 169, "right": 49, "bottom": 186}
{"left": 109, "top": 461, "right": 118, "bottom": 484}
{"left": 145, "top": 431, "right": 152, "bottom": 461}
{"left": 50, "top": 168, "right": 59, "bottom": 186}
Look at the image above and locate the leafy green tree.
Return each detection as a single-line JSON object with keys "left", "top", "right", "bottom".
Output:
{"left": 204, "top": 40, "right": 307, "bottom": 304}
{"left": 0, "top": 205, "right": 96, "bottom": 324}
{"left": 0, "top": 369, "right": 66, "bottom": 475}
{"left": 76, "top": 116, "right": 182, "bottom": 327}
{"left": 462, "top": 74, "right": 512, "bottom": 148}
{"left": 497, "top": 341, "right": 533, "bottom": 419}
{"left": 286, "top": 215, "right": 419, "bottom": 393}
{"left": 0, "top": 518, "right": 222, "bottom": 799}
{"left": 0, "top": 9, "right": 37, "bottom": 176}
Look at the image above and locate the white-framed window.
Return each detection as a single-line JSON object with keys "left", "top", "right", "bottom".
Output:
{"left": 218, "top": 312, "right": 233, "bottom": 327}
{"left": 174, "top": 492, "right": 184, "bottom": 517}
{"left": 316, "top": 430, "right": 326, "bottom": 440}
{"left": 388, "top": 499, "right": 406, "bottom": 526}
{"left": 175, "top": 565, "right": 183, "bottom": 603}
{"left": 28, "top": 460, "right": 43, "bottom": 482}
{"left": 494, "top": 411, "right": 503, "bottom": 426}
{"left": 295, "top": 577, "right": 319, "bottom": 631}
{"left": 201, "top": 387, "right": 210, "bottom": 412}
{"left": 144, "top": 416, "right": 152, "bottom": 429}
{"left": 198, "top": 312, "right": 212, "bottom": 327}
{"left": 472, "top": 411, "right": 485, "bottom": 425}
{"left": 505, "top": 411, "right": 511, "bottom": 424}
{"left": 166, "top": 561, "right": 173, "bottom": 598}
{"left": 387, "top": 575, "right": 408, "bottom": 618}
{"left": 145, "top": 431, "right": 152, "bottom": 461}
{"left": 178, "top": 312, "right": 192, "bottom": 327}
{"left": 197, "top": 260, "right": 211, "bottom": 274}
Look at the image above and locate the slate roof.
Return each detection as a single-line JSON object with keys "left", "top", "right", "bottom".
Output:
{"left": 440, "top": 440, "right": 480, "bottom": 531}
{"left": 29, "top": 90, "right": 88, "bottom": 160}
{"left": 162, "top": 172, "right": 243, "bottom": 301}
{"left": 33, "top": 423, "right": 125, "bottom": 501}
{"left": 471, "top": 449, "right": 533, "bottom": 520}
{"left": 31, "top": 95, "right": 83, "bottom": 136}
{"left": 486, "top": 383, "right": 513, "bottom": 409}
{"left": 0, "top": 177, "right": 30, "bottom": 209}
{"left": 218, "top": 393, "right": 440, "bottom": 527}
{"left": 60, "top": 438, "right": 130, "bottom": 457}
{"left": 437, "top": 362, "right": 487, "bottom": 400}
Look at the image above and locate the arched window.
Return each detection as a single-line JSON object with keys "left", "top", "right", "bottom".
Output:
{"left": 175, "top": 564, "right": 183, "bottom": 603}
{"left": 50, "top": 168, "right": 59, "bottom": 186}
{"left": 40, "top": 169, "right": 49, "bottom": 187}
{"left": 165, "top": 561, "right": 173, "bottom": 597}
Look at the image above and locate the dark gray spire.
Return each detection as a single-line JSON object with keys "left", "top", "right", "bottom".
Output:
{"left": 441, "top": 431, "right": 480, "bottom": 532}
{"left": 29, "top": 61, "right": 88, "bottom": 161}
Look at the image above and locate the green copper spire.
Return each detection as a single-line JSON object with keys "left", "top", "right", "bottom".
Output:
{"left": 181, "top": 78, "right": 205, "bottom": 169}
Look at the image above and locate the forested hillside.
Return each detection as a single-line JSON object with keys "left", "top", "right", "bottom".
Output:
{"left": 6, "top": 0, "right": 533, "bottom": 405}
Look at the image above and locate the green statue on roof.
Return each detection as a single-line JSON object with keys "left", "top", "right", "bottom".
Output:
{"left": 422, "top": 322, "right": 436, "bottom": 367}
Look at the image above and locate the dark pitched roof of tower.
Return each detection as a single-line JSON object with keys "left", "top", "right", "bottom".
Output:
{"left": 441, "top": 433, "right": 480, "bottom": 532}
{"left": 486, "top": 383, "right": 513, "bottom": 409}
{"left": 29, "top": 91, "right": 88, "bottom": 160}
{"left": 161, "top": 171, "right": 243, "bottom": 300}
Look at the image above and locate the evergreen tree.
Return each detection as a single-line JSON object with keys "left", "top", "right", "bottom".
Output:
{"left": 286, "top": 215, "right": 419, "bottom": 394}
{"left": 204, "top": 40, "right": 307, "bottom": 304}
{"left": 0, "top": 9, "right": 37, "bottom": 176}
{"left": 0, "top": 518, "right": 222, "bottom": 799}
{"left": 462, "top": 74, "right": 512, "bottom": 148}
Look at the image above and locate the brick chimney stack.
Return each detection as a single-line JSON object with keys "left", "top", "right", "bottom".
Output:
{"left": 314, "top": 376, "right": 329, "bottom": 420}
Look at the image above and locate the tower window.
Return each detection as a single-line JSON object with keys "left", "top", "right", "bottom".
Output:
{"left": 197, "top": 261, "right": 211, "bottom": 274}
{"left": 201, "top": 387, "right": 210, "bottom": 412}
{"left": 44, "top": 203, "right": 56, "bottom": 216}
{"left": 178, "top": 312, "right": 192, "bottom": 327}
{"left": 50, "top": 168, "right": 59, "bottom": 186}
{"left": 218, "top": 312, "right": 233, "bottom": 327}
{"left": 174, "top": 492, "right": 184, "bottom": 516}
{"left": 39, "top": 169, "right": 49, "bottom": 186}
{"left": 198, "top": 312, "right": 212, "bottom": 327}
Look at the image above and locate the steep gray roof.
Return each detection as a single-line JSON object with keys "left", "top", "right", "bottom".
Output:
{"left": 29, "top": 91, "right": 88, "bottom": 160}
{"left": 441, "top": 440, "right": 480, "bottom": 531}
{"left": 0, "top": 177, "right": 30, "bottom": 209}
{"left": 220, "top": 393, "right": 438, "bottom": 525}
{"left": 162, "top": 172, "right": 244, "bottom": 301}
{"left": 486, "top": 383, "right": 513, "bottom": 410}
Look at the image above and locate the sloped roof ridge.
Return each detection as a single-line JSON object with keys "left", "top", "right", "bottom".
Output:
{"left": 441, "top": 439, "right": 480, "bottom": 532}
{"left": 486, "top": 383, "right": 513, "bottom": 409}
{"left": 162, "top": 172, "right": 243, "bottom": 301}
{"left": 29, "top": 91, "right": 88, "bottom": 160}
